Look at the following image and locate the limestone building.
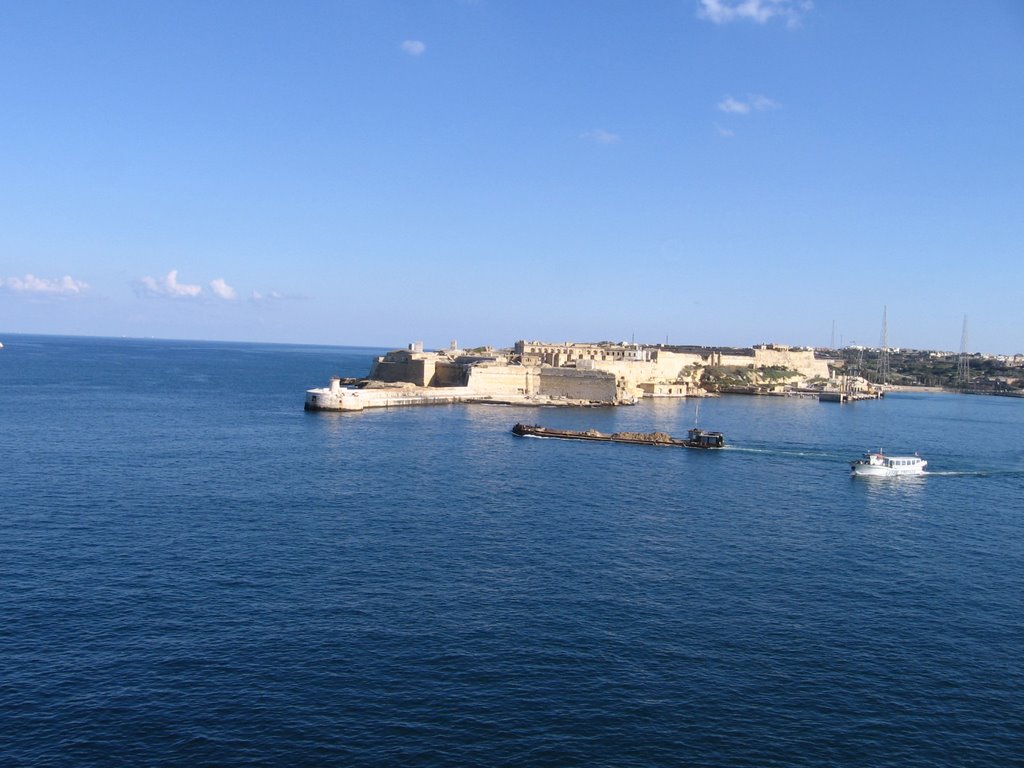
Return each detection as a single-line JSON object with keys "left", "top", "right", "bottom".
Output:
{"left": 329, "top": 337, "right": 833, "bottom": 410}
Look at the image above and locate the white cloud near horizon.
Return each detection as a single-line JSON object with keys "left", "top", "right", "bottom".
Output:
{"left": 698, "top": 0, "right": 812, "bottom": 27}
{"left": 580, "top": 129, "right": 621, "bottom": 145}
{"left": 251, "top": 290, "right": 283, "bottom": 302}
{"left": 251, "top": 289, "right": 310, "bottom": 303}
{"left": 1, "top": 274, "right": 88, "bottom": 295}
{"left": 717, "top": 94, "right": 780, "bottom": 114}
{"left": 750, "top": 94, "right": 780, "bottom": 111}
{"left": 718, "top": 96, "right": 750, "bottom": 114}
{"left": 136, "top": 270, "right": 203, "bottom": 298}
{"left": 209, "top": 278, "right": 237, "bottom": 300}
{"left": 400, "top": 40, "right": 426, "bottom": 56}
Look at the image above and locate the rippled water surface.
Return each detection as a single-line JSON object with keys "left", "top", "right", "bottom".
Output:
{"left": 2, "top": 335, "right": 1022, "bottom": 766}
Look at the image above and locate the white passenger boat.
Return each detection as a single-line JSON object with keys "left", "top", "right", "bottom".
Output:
{"left": 851, "top": 451, "right": 927, "bottom": 477}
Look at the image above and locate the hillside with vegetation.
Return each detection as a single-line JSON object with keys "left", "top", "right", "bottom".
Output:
{"left": 825, "top": 349, "right": 1024, "bottom": 393}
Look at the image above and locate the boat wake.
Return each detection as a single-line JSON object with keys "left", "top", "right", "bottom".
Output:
{"left": 724, "top": 446, "right": 845, "bottom": 462}
{"left": 924, "top": 469, "right": 1024, "bottom": 478}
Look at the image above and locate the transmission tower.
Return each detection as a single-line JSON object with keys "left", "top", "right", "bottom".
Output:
{"left": 877, "top": 306, "right": 890, "bottom": 386}
{"left": 843, "top": 344, "right": 863, "bottom": 394}
{"left": 957, "top": 315, "right": 970, "bottom": 388}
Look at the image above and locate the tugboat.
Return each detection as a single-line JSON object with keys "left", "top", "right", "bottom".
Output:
{"left": 850, "top": 451, "right": 927, "bottom": 477}
{"left": 511, "top": 423, "right": 725, "bottom": 449}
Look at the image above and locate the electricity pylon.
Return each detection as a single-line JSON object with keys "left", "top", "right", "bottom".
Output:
{"left": 877, "top": 306, "right": 890, "bottom": 386}
{"left": 957, "top": 315, "right": 970, "bottom": 388}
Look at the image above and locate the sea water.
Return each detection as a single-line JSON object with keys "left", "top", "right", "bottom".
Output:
{"left": 1, "top": 335, "right": 1022, "bottom": 766}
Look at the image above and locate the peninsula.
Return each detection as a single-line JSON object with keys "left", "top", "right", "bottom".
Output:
{"left": 305, "top": 339, "right": 837, "bottom": 411}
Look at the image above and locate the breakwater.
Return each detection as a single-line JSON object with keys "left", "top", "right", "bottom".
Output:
{"left": 305, "top": 381, "right": 490, "bottom": 411}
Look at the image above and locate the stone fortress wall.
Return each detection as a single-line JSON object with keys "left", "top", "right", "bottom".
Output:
{"left": 465, "top": 364, "right": 538, "bottom": 396}
{"left": 514, "top": 341, "right": 829, "bottom": 392}
{"left": 370, "top": 349, "right": 436, "bottom": 386}
{"left": 364, "top": 339, "right": 833, "bottom": 406}
{"left": 368, "top": 345, "right": 620, "bottom": 402}
{"left": 749, "top": 345, "right": 829, "bottom": 380}
{"left": 537, "top": 368, "right": 621, "bottom": 402}
{"left": 464, "top": 359, "right": 621, "bottom": 402}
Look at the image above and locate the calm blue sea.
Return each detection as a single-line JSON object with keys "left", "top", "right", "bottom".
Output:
{"left": 2, "top": 334, "right": 1022, "bottom": 767}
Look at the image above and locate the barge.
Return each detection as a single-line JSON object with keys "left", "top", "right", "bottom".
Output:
{"left": 511, "top": 423, "right": 725, "bottom": 449}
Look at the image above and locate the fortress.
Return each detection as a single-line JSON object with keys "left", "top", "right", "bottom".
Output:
{"left": 305, "top": 339, "right": 832, "bottom": 411}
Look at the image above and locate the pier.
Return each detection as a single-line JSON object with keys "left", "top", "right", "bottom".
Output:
{"left": 304, "top": 378, "right": 613, "bottom": 411}
{"left": 818, "top": 391, "right": 883, "bottom": 403}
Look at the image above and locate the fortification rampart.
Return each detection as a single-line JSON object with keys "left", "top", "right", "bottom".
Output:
{"left": 538, "top": 368, "right": 619, "bottom": 402}
{"left": 517, "top": 340, "right": 826, "bottom": 381}
{"left": 329, "top": 339, "right": 830, "bottom": 412}
{"left": 466, "top": 364, "right": 538, "bottom": 396}
{"left": 752, "top": 347, "right": 829, "bottom": 379}
{"left": 369, "top": 349, "right": 436, "bottom": 386}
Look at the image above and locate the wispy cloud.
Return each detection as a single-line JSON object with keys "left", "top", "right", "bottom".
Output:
{"left": 698, "top": 0, "right": 812, "bottom": 27}
{"left": 749, "top": 94, "right": 780, "bottom": 111}
{"left": 250, "top": 289, "right": 283, "bottom": 303}
{"left": 250, "top": 289, "right": 309, "bottom": 304}
{"left": 718, "top": 96, "right": 750, "bottom": 114}
{"left": 400, "top": 40, "right": 426, "bottom": 56}
{"left": 714, "top": 94, "right": 779, "bottom": 136}
{"left": 717, "top": 93, "right": 780, "bottom": 114}
{"left": 580, "top": 129, "right": 621, "bottom": 145}
{"left": 209, "top": 278, "right": 237, "bottom": 300}
{"left": 135, "top": 270, "right": 202, "bottom": 298}
{"left": 0, "top": 274, "right": 88, "bottom": 295}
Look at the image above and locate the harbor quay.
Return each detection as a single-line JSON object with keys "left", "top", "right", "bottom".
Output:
{"left": 304, "top": 338, "right": 868, "bottom": 412}
{"left": 303, "top": 379, "right": 606, "bottom": 412}
{"left": 305, "top": 381, "right": 490, "bottom": 411}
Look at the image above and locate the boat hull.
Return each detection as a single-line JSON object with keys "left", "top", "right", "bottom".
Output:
{"left": 851, "top": 465, "right": 926, "bottom": 477}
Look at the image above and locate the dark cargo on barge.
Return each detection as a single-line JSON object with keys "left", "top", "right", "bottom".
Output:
{"left": 511, "top": 423, "right": 725, "bottom": 449}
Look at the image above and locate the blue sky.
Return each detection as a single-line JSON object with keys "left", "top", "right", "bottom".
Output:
{"left": 1, "top": 0, "right": 1022, "bottom": 352}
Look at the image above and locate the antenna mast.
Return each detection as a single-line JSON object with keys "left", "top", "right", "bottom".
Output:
{"left": 878, "top": 306, "right": 890, "bottom": 386}
{"left": 957, "top": 315, "right": 970, "bottom": 388}
{"left": 844, "top": 343, "right": 863, "bottom": 395}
